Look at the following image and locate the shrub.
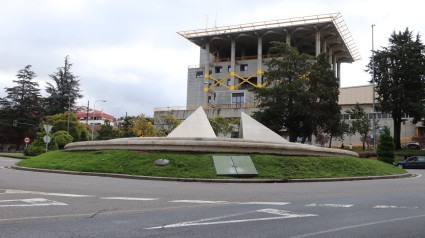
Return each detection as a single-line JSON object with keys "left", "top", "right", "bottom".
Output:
{"left": 52, "top": 130, "right": 73, "bottom": 149}
{"left": 377, "top": 127, "right": 395, "bottom": 164}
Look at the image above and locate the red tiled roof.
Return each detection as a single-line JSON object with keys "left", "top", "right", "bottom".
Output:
{"left": 74, "top": 110, "right": 115, "bottom": 120}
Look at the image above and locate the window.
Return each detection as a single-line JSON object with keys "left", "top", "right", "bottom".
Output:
{"left": 208, "top": 96, "right": 212, "bottom": 103}
{"left": 227, "top": 79, "right": 231, "bottom": 86}
{"left": 196, "top": 71, "right": 203, "bottom": 78}
{"left": 240, "top": 64, "right": 248, "bottom": 71}
{"left": 232, "top": 93, "right": 244, "bottom": 108}
{"left": 214, "top": 93, "right": 216, "bottom": 100}
{"left": 228, "top": 66, "right": 231, "bottom": 72}
{"left": 215, "top": 66, "right": 222, "bottom": 73}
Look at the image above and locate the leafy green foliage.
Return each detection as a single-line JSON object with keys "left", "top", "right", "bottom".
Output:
{"left": 377, "top": 127, "right": 395, "bottom": 164}
{"left": 154, "top": 112, "right": 181, "bottom": 136}
{"left": 52, "top": 130, "right": 73, "bottom": 149}
{"left": 132, "top": 114, "right": 157, "bottom": 137}
{"left": 346, "top": 103, "right": 372, "bottom": 150}
{"left": 253, "top": 43, "right": 340, "bottom": 143}
{"left": 367, "top": 28, "right": 425, "bottom": 149}
{"left": 208, "top": 116, "right": 238, "bottom": 136}
{"left": 45, "top": 56, "right": 82, "bottom": 115}
{"left": 96, "top": 119, "right": 118, "bottom": 140}
{"left": 0, "top": 65, "right": 43, "bottom": 147}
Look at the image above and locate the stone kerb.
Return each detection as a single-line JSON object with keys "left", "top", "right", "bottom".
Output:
{"left": 64, "top": 137, "right": 358, "bottom": 157}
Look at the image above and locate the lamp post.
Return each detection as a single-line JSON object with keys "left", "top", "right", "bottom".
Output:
{"left": 67, "top": 95, "right": 71, "bottom": 144}
{"left": 372, "top": 24, "right": 376, "bottom": 152}
{"left": 91, "top": 99, "right": 106, "bottom": 141}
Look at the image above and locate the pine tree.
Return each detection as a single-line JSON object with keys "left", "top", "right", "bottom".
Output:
{"left": 377, "top": 127, "right": 395, "bottom": 164}
{"left": 367, "top": 28, "right": 425, "bottom": 149}
{"left": 308, "top": 53, "right": 342, "bottom": 147}
{"left": 253, "top": 42, "right": 314, "bottom": 142}
{"left": 45, "top": 56, "right": 82, "bottom": 115}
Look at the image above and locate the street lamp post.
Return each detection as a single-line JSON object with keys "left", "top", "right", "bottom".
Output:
{"left": 372, "top": 24, "right": 376, "bottom": 152}
{"left": 91, "top": 99, "right": 106, "bottom": 141}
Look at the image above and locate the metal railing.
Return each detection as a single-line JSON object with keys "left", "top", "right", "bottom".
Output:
{"left": 154, "top": 102, "right": 259, "bottom": 112}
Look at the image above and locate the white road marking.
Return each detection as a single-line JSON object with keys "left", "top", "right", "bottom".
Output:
{"left": 0, "top": 198, "right": 67, "bottom": 207}
{"left": 145, "top": 209, "right": 317, "bottom": 230}
{"left": 287, "top": 214, "right": 425, "bottom": 238}
{"left": 239, "top": 202, "right": 290, "bottom": 206}
{"left": 3, "top": 189, "right": 93, "bottom": 197}
{"left": 306, "top": 203, "right": 354, "bottom": 208}
{"left": 169, "top": 200, "right": 229, "bottom": 204}
{"left": 100, "top": 197, "right": 158, "bottom": 201}
{"left": 374, "top": 205, "right": 418, "bottom": 209}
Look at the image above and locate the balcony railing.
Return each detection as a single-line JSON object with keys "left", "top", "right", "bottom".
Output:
{"left": 154, "top": 103, "right": 259, "bottom": 112}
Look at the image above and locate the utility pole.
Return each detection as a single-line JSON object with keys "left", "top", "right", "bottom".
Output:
{"left": 372, "top": 24, "right": 376, "bottom": 152}
{"left": 86, "top": 100, "right": 90, "bottom": 125}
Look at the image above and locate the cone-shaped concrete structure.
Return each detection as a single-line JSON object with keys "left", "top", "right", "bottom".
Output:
{"left": 240, "top": 112, "right": 288, "bottom": 143}
{"left": 167, "top": 106, "right": 216, "bottom": 138}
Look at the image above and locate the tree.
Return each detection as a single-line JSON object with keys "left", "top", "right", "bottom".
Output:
{"left": 208, "top": 116, "right": 238, "bottom": 137}
{"left": 120, "top": 116, "right": 137, "bottom": 137}
{"left": 45, "top": 56, "right": 82, "bottom": 115}
{"left": 43, "top": 112, "right": 89, "bottom": 143}
{"left": 367, "top": 28, "right": 425, "bottom": 149}
{"left": 52, "top": 130, "right": 74, "bottom": 149}
{"left": 97, "top": 119, "right": 118, "bottom": 140}
{"left": 308, "top": 53, "right": 342, "bottom": 147}
{"left": 0, "top": 65, "right": 43, "bottom": 148}
{"left": 377, "top": 127, "right": 395, "bottom": 164}
{"left": 253, "top": 42, "right": 314, "bottom": 142}
{"left": 133, "top": 114, "right": 157, "bottom": 137}
{"left": 154, "top": 112, "right": 181, "bottom": 136}
{"left": 346, "top": 103, "right": 372, "bottom": 150}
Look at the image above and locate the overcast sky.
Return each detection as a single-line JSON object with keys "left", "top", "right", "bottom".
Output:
{"left": 1, "top": 0, "right": 424, "bottom": 118}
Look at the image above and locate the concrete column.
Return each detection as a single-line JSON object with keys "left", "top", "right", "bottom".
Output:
{"left": 328, "top": 48, "right": 333, "bottom": 68}
{"left": 332, "top": 55, "right": 337, "bottom": 74}
{"left": 322, "top": 39, "right": 327, "bottom": 53}
{"left": 284, "top": 29, "right": 291, "bottom": 45}
{"left": 257, "top": 35, "right": 263, "bottom": 85}
{"left": 231, "top": 38, "right": 236, "bottom": 89}
{"left": 315, "top": 28, "right": 321, "bottom": 56}
{"left": 204, "top": 42, "right": 210, "bottom": 105}
{"left": 337, "top": 61, "right": 341, "bottom": 86}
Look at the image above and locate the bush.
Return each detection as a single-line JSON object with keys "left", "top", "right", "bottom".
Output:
{"left": 52, "top": 130, "right": 74, "bottom": 149}
{"left": 24, "top": 145, "right": 46, "bottom": 156}
{"left": 377, "top": 127, "right": 395, "bottom": 164}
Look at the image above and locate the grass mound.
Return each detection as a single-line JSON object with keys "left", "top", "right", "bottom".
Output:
{"left": 15, "top": 150, "right": 406, "bottom": 179}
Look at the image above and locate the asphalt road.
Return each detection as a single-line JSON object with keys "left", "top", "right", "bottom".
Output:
{"left": 1, "top": 156, "right": 424, "bottom": 237}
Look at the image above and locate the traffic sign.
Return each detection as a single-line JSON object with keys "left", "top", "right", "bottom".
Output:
{"left": 43, "top": 125, "right": 53, "bottom": 134}
{"left": 43, "top": 135, "right": 51, "bottom": 143}
{"left": 24, "top": 137, "right": 31, "bottom": 144}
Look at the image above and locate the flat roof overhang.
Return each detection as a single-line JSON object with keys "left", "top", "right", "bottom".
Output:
{"left": 178, "top": 13, "right": 360, "bottom": 63}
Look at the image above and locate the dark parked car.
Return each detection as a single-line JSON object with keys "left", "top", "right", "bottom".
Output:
{"left": 402, "top": 142, "right": 421, "bottom": 150}
{"left": 394, "top": 156, "right": 425, "bottom": 169}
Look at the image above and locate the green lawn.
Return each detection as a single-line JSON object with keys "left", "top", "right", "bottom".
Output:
{"left": 15, "top": 150, "right": 406, "bottom": 180}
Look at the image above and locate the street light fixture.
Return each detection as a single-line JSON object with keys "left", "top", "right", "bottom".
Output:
{"left": 91, "top": 99, "right": 106, "bottom": 141}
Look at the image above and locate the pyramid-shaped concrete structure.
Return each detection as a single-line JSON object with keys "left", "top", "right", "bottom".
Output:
{"left": 167, "top": 107, "right": 216, "bottom": 138}
{"left": 240, "top": 112, "right": 288, "bottom": 143}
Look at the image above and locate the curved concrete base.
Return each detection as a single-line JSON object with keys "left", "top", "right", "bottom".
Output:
{"left": 64, "top": 137, "right": 358, "bottom": 157}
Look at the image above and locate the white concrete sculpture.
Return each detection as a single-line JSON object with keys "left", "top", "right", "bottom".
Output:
{"left": 167, "top": 106, "right": 216, "bottom": 138}
{"left": 240, "top": 112, "right": 288, "bottom": 143}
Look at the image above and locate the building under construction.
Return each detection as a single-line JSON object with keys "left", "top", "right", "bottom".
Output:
{"left": 155, "top": 13, "right": 360, "bottom": 120}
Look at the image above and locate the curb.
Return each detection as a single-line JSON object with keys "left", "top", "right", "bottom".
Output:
{"left": 10, "top": 165, "right": 412, "bottom": 183}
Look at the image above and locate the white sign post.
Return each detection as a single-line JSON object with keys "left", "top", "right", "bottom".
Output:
{"left": 43, "top": 125, "right": 53, "bottom": 153}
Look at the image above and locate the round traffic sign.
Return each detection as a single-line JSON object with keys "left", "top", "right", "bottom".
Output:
{"left": 24, "top": 137, "right": 31, "bottom": 144}
{"left": 43, "top": 135, "right": 51, "bottom": 143}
